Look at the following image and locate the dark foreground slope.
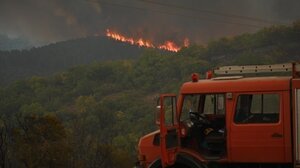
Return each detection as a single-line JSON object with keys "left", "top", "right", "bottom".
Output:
{"left": 0, "top": 23, "right": 299, "bottom": 168}
{"left": 0, "top": 36, "right": 159, "bottom": 85}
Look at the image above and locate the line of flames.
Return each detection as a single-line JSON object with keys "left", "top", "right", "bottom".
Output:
{"left": 105, "top": 29, "right": 189, "bottom": 52}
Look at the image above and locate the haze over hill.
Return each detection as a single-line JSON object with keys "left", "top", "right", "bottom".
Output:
{"left": 0, "top": 34, "right": 33, "bottom": 50}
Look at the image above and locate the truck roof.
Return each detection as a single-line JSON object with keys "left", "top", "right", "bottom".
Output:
{"left": 180, "top": 76, "right": 292, "bottom": 94}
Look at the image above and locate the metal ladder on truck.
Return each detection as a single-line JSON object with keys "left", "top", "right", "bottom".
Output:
{"left": 214, "top": 62, "right": 300, "bottom": 77}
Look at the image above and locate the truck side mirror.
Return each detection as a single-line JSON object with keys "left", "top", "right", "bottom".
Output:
{"left": 155, "top": 98, "right": 161, "bottom": 125}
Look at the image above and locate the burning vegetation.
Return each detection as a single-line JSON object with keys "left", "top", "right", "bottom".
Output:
{"left": 106, "top": 29, "right": 189, "bottom": 52}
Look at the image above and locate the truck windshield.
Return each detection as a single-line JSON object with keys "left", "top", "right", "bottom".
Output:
{"left": 181, "top": 94, "right": 225, "bottom": 121}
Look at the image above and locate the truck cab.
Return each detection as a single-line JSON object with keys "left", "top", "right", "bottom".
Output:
{"left": 136, "top": 63, "right": 300, "bottom": 168}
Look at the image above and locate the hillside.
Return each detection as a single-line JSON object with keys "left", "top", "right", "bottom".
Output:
{"left": 179, "top": 22, "right": 300, "bottom": 66}
{"left": 0, "top": 36, "right": 166, "bottom": 85}
{"left": 0, "top": 22, "right": 299, "bottom": 168}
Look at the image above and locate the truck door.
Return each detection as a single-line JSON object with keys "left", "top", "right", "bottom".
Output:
{"left": 157, "top": 94, "right": 179, "bottom": 167}
{"left": 229, "top": 92, "right": 288, "bottom": 163}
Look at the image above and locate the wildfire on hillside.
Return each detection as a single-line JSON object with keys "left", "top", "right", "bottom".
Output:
{"left": 105, "top": 29, "right": 189, "bottom": 52}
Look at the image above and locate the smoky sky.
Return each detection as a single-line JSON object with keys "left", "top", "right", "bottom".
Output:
{"left": 0, "top": 0, "right": 299, "bottom": 45}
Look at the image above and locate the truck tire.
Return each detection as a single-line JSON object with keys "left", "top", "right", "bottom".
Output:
{"left": 149, "top": 154, "right": 207, "bottom": 168}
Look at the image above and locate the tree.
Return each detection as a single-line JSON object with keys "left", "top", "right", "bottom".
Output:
{"left": 0, "top": 116, "right": 8, "bottom": 168}
{"left": 12, "top": 114, "right": 70, "bottom": 168}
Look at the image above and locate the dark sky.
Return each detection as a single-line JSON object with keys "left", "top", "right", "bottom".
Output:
{"left": 0, "top": 0, "right": 299, "bottom": 45}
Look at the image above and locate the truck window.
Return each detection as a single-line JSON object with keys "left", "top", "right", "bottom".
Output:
{"left": 181, "top": 94, "right": 225, "bottom": 121}
{"left": 234, "top": 93, "right": 280, "bottom": 124}
{"left": 163, "top": 96, "right": 177, "bottom": 126}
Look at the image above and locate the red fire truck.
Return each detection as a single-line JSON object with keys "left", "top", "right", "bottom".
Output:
{"left": 136, "top": 63, "right": 300, "bottom": 168}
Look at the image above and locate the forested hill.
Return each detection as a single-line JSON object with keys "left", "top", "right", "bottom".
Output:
{"left": 0, "top": 36, "right": 162, "bottom": 85}
{"left": 179, "top": 22, "right": 300, "bottom": 67}
{"left": 0, "top": 22, "right": 299, "bottom": 168}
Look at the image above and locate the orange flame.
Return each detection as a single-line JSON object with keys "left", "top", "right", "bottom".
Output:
{"left": 106, "top": 29, "right": 135, "bottom": 45}
{"left": 158, "top": 41, "right": 180, "bottom": 52}
{"left": 105, "top": 29, "right": 188, "bottom": 52}
{"left": 106, "top": 29, "right": 154, "bottom": 48}
{"left": 184, "top": 38, "right": 190, "bottom": 47}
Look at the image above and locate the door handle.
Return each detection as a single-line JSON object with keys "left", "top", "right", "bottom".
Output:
{"left": 271, "top": 133, "right": 283, "bottom": 138}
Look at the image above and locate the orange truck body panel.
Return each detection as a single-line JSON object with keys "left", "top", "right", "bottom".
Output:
{"left": 137, "top": 63, "right": 300, "bottom": 168}
{"left": 179, "top": 77, "right": 292, "bottom": 163}
{"left": 138, "top": 130, "right": 160, "bottom": 167}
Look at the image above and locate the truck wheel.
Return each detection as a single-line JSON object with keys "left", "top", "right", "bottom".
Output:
{"left": 149, "top": 155, "right": 207, "bottom": 168}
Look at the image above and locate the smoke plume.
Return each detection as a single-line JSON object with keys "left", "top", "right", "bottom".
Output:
{"left": 0, "top": 0, "right": 299, "bottom": 45}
